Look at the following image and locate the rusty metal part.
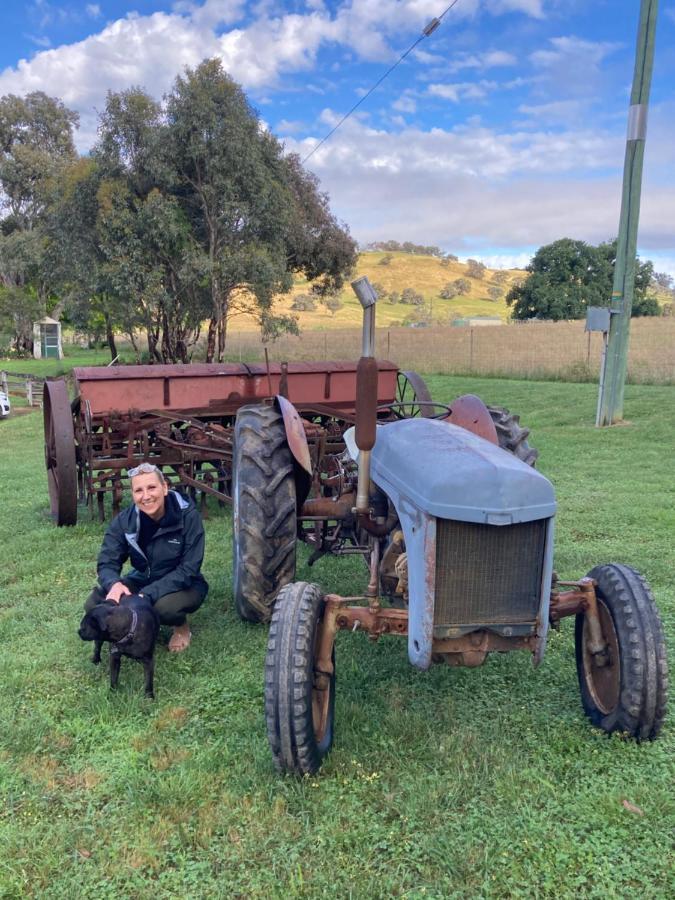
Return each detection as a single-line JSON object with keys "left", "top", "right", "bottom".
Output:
{"left": 325, "top": 597, "right": 410, "bottom": 639}
{"left": 549, "top": 579, "right": 600, "bottom": 622}
{"left": 432, "top": 631, "right": 535, "bottom": 655}
{"left": 367, "top": 534, "right": 381, "bottom": 597}
{"left": 395, "top": 371, "right": 435, "bottom": 418}
{"left": 444, "top": 394, "right": 499, "bottom": 444}
{"left": 301, "top": 492, "right": 355, "bottom": 519}
{"left": 276, "top": 395, "right": 313, "bottom": 478}
{"left": 579, "top": 595, "right": 620, "bottom": 714}
{"left": 43, "top": 380, "right": 78, "bottom": 526}
{"left": 577, "top": 578, "right": 608, "bottom": 660}
{"left": 380, "top": 530, "right": 406, "bottom": 598}
{"left": 72, "top": 360, "right": 399, "bottom": 417}
{"left": 355, "top": 357, "right": 379, "bottom": 451}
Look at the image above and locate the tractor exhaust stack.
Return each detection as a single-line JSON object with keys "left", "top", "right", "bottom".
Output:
{"left": 351, "top": 276, "right": 379, "bottom": 514}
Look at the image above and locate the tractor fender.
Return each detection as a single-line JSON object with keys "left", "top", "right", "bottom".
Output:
{"left": 275, "top": 395, "right": 312, "bottom": 506}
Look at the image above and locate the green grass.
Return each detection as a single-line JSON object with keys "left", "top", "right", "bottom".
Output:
{"left": 0, "top": 377, "right": 673, "bottom": 898}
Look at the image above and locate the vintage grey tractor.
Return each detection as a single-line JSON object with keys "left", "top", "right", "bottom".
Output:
{"left": 231, "top": 278, "right": 668, "bottom": 775}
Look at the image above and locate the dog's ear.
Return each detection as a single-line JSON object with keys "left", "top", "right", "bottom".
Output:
{"left": 87, "top": 604, "right": 114, "bottom": 635}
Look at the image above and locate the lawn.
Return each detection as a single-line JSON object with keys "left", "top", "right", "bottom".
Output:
{"left": 0, "top": 375, "right": 673, "bottom": 899}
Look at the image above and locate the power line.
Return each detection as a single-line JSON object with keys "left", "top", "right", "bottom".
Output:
{"left": 302, "top": 0, "right": 462, "bottom": 164}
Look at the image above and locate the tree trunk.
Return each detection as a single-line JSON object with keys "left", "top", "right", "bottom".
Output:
{"left": 104, "top": 312, "right": 118, "bottom": 361}
{"left": 206, "top": 318, "right": 217, "bottom": 363}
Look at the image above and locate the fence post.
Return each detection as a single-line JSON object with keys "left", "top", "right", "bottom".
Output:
{"left": 469, "top": 328, "right": 475, "bottom": 370}
{"left": 26, "top": 380, "right": 33, "bottom": 406}
{"left": 1, "top": 371, "right": 7, "bottom": 395}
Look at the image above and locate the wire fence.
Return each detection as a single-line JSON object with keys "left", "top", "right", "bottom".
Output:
{"left": 224, "top": 317, "right": 675, "bottom": 384}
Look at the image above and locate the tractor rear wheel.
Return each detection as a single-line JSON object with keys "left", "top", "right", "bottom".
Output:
{"left": 575, "top": 564, "right": 668, "bottom": 740}
{"left": 265, "top": 582, "right": 335, "bottom": 775}
{"left": 488, "top": 406, "right": 538, "bottom": 466}
{"left": 232, "top": 403, "right": 297, "bottom": 623}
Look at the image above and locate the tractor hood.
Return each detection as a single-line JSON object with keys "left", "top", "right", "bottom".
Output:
{"left": 345, "top": 418, "right": 556, "bottom": 525}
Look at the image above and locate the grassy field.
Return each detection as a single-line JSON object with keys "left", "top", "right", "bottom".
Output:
{"left": 0, "top": 376, "right": 673, "bottom": 898}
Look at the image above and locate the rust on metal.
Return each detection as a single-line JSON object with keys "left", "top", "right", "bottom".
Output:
{"left": 549, "top": 579, "right": 598, "bottom": 622}
{"left": 355, "top": 357, "right": 379, "bottom": 451}
{"left": 444, "top": 393, "right": 499, "bottom": 444}
{"left": 276, "top": 395, "right": 313, "bottom": 477}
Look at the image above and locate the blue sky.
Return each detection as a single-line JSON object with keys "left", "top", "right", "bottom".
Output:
{"left": 1, "top": 1, "right": 674, "bottom": 274}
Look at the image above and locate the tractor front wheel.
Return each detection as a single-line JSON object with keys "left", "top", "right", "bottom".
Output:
{"left": 232, "top": 403, "right": 297, "bottom": 623}
{"left": 575, "top": 564, "right": 668, "bottom": 740}
{"left": 265, "top": 582, "right": 336, "bottom": 775}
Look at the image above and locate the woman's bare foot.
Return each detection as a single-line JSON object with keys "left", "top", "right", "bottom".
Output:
{"left": 168, "top": 622, "right": 192, "bottom": 652}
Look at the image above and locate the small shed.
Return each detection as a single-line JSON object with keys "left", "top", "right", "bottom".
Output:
{"left": 33, "top": 317, "right": 63, "bottom": 360}
{"left": 452, "top": 316, "right": 503, "bottom": 328}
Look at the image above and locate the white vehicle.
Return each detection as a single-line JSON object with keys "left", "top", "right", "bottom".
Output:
{"left": 0, "top": 389, "right": 10, "bottom": 418}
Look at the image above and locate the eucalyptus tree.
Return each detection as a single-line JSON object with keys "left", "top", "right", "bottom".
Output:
{"left": 0, "top": 91, "right": 78, "bottom": 350}
{"left": 163, "top": 59, "right": 357, "bottom": 361}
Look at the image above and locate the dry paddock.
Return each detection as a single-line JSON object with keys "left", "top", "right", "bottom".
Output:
{"left": 226, "top": 316, "right": 675, "bottom": 384}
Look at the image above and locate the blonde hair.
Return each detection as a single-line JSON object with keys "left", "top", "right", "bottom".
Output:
{"left": 128, "top": 462, "right": 166, "bottom": 484}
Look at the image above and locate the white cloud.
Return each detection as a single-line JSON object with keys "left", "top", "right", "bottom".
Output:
{"left": 428, "top": 81, "right": 498, "bottom": 102}
{"left": 392, "top": 91, "right": 417, "bottom": 113}
{"left": 447, "top": 50, "right": 517, "bottom": 73}
{"left": 286, "top": 116, "right": 675, "bottom": 260}
{"left": 531, "top": 36, "right": 621, "bottom": 70}
{"left": 517, "top": 99, "right": 589, "bottom": 126}
{"left": 27, "top": 34, "right": 52, "bottom": 49}
{"left": 85, "top": 4, "right": 101, "bottom": 17}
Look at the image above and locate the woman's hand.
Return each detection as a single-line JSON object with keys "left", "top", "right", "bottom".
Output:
{"left": 106, "top": 582, "right": 132, "bottom": 603}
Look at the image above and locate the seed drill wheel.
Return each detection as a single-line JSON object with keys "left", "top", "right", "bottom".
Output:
{"left": 265, "top": 582, "right": 336, "bottom": 775}
{"left": 575, "top": 564, "right": 668, "bottom": 740}
{"left": 43, "top": 380, "right": 78, "bottom": 526}
{"left": 395, "top": 371, "right": 434, "bottom": 418}
{"left": 232, "top": 403, "right": 297, "bottom": 623}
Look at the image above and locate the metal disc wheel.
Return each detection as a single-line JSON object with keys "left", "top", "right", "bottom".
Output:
{"left": 394, "top": 371, "right": 434, "bottom": 418}
{"left": 575, "top": 564, "right": 668, "bottom": 740}
{"left": 232, "top": 403, "right": 297, "bottom": 623}
{"left": 43, "top": 380, "right": 78, "bottom": 526}
{"left": 265, "top": 582, "right": 335, "bottom": 775}
{"left": 487, "top": 405, "right": 538, "bottom": 466}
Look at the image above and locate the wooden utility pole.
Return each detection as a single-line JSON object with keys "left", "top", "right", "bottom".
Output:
{"left": 597, "top": 0, "right": 658, "bottom": 426}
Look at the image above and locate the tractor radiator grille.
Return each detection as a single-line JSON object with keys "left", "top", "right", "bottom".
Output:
{"left": 434, "top": 518, "right": 547, "bottom": 628}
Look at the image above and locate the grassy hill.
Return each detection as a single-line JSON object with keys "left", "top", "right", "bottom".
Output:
{"left": 225, "top": 250, "right": 674, "bottom": 334}
{"left": 229, "top": 251, "right": 524, "bottom": 332}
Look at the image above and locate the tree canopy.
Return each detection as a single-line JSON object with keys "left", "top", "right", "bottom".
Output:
{"left": 1, "top": 61, "right": 357, "bottom": 361}
{"left": 506, "top": 238, "right": 660, "bottom": 321}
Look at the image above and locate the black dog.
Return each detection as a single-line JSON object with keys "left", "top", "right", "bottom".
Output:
{"left": 78, "top": 594, "right": 160, "bottom": 698}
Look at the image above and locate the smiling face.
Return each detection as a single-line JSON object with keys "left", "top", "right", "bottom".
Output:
{"left": 131, "top": 471, "right": 168, "bottom": 521}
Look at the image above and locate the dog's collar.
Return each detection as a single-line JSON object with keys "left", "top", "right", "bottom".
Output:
{"left": 112, "top": 608, "right": 139, "bottom": 651}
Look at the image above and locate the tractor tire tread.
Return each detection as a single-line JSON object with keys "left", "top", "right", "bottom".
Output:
{"left": 233, "top": 404, "right": 297, "bottom": 623}
{"left": 265, "top": 582, "right": 335, "bottom": 775}
{"left": 577, "top": 563, "right": 668, "bottom": 740}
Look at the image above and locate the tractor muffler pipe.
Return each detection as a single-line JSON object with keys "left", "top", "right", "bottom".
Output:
{"left": 351, "top": 276, "right": 378, "bottom": 515}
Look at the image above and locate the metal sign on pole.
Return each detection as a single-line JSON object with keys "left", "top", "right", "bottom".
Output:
{"left": 596, "top": 0, "right": 658, "bottom": 426}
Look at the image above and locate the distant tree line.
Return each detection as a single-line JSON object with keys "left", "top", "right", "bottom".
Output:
{"left": 0, "top": 60, "right": 357, "bottom": 362}
{"left": 365, "top": 240, "right": 455, "bottom": 259}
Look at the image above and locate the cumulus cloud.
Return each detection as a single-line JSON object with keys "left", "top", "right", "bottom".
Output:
{"left": 446, "top": 50, "right": 517, "bottom": 73}
{"left": 428, "top": 81, "right": 498, "bottom": 102}
{"left": 286, "top": 116, "right": 675, "bottom": 264}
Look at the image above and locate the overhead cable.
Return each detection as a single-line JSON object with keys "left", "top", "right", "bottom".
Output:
{"left": 302, "top": 0, "right": 462, "bottom": 164}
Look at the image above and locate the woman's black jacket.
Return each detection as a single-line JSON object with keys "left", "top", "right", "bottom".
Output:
{"left": 97, "top": 491, "right": 208, "bottom": 604}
